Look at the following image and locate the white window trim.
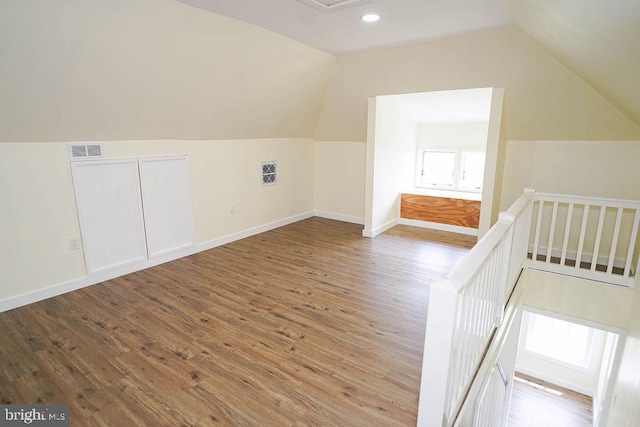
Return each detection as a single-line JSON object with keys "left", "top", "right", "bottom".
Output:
{"left": 414, "top": 148, "right": 485, "bottom": 193}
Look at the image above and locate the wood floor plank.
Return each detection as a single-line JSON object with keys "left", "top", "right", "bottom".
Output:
{"left": 0, "top": 218, "right": 476, "bottom": 426}
{"left": 508, "top": 373, "right": 593, "bottom": 426}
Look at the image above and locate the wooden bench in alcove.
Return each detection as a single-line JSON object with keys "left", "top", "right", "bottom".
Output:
{"left": 400, "top": 193, "right": 481, "bottom": 229}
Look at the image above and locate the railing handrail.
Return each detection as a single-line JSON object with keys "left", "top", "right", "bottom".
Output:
{"left": 447, "top": 220, "right": 511, "bottom": 290}
{"left": 508, "top": 187, "right": 536, "bottom": 215}
{"left": 535, "top": 192, "right": 640, "bottom": 210}
{"left": 448, "top": 189, "right": 535, "bottom": 291}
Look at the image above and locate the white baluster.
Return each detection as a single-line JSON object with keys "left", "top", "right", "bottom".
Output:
{"left": 591, "top": 206, "right": 607, "bottom": 272}
{"left": 560, "top": 203, "right": 574, "bottom": 266}
{"left": 576, "top": 205, "right": 590, "bottom": 269}
{"left": 547, "top": 202, "right": 559, "bottom": 263}
{"left": 624, "top": 210, "right": 640, "bottom": 278}
{"left": 607, "top": 208, "right": 624, "bottom": 274}
{"left": 533, "top": 201, "right": 544, "bottom": 262}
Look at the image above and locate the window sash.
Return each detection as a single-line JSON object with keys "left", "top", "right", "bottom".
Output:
{"left": 420, "top": 151, "right": 456, "bottom": 187}
{"left": 459, "top": 151, "right": 485, "bottom": 190}
{"left": 416, "top": 148, "right": 485, "bottom": 192}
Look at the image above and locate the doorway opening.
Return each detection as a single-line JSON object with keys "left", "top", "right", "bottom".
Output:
{"left": 364, "top": 87, "right": 505, "bottom": 239}
{"left": 510, "top": 308, "right": 623, "bottom": 426}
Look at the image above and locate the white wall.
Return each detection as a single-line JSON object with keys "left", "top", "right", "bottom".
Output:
{"left": 364, "top": 95, "right": 417, "bottom": 236}
{"left": 516, "top": 311, "right": 609, "bottom": 396}
{"left": 501, "top": 140, "right": 640, "bottom": 210}
{"left": 520, "top": 269, "right": 634, "bottom": 330}
{"left": 499, "top": 303, "right": 524, "bottom": 427}
{"left": 416, "top": 122, "right": 489, "bottom": 150}
{"left": 483, "top": 88, "right": 507, "bottom": 234}
{"left": 606, "top": 286, "right": 640, "bottom": 425}
{"left": 321, "top": 95, "right": 496, "bottom": 232}
{"left": 0, "top": 139, "right": 315, "bottom": 307}
{"left": 314, "top": 142, "right": 366, "bottom": 223}
{"left": 0, "top": 143, "right": 86, "bottom": 300}
{"left": 594, "top": 332, "right": 619, "bottom": 425}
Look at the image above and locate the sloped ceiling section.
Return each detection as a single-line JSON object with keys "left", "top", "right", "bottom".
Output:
{"left": 0, "top": 0, "right": 336, "bottom": 142}
{"left": 501, "top": 0, "right": 640, "bottom": 127}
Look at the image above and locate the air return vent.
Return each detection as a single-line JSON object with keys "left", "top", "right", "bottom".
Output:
{"left": 261, "top": 161, "right": 277, "bottom": 186}
{"left": 68, "top": 144, "right": 103, "bottom": 159}
{"left": 296, "top": 0, "right": 370, "bottom": 13}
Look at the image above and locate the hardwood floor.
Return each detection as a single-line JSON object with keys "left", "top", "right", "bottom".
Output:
{"left": 508, "top": 373, "right": 593, "bottom": 427}
{"left": 0, "top": 218, "right": 475, "bottom": 426}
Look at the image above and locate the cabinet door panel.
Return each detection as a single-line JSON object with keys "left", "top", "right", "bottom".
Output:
{"left": 71, "top": 160, "right": 148, "bottom": 274}
{"left": 139, "top": 156, "right": 194, "bottom": 258}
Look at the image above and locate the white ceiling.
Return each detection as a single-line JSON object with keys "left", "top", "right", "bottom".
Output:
{"left": 175, "top": 0, "right": 512, "bottom": 55}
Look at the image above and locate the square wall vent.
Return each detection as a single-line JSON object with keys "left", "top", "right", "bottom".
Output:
{"left": 296, "top": 0, "right": 371, "bottom": 13}
{"left": 261, "top": 161, "right": 277, "bottom": 186}
{"left": 68, "top": 143, "right": 103, "bottom": 160}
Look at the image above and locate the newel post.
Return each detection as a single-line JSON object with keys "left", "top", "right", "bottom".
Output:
{"left": 417, "top": 279, "right": 459, "bottom": 427}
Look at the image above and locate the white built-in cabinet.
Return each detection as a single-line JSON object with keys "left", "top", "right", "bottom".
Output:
{"left": 71, "top": 156, "right": 194, "bottom": 275}
{"left": 138, "top": 157, "right": 194, "bottom": 258}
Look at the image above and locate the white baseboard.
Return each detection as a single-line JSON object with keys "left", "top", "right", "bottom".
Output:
{"left": 398, "top": 218, "right": 479, "bottom": 236}
{"left": 362, "top": 218, "right": 399, "bottom": 238}
{"left": 314, "top": 211, "right": 365, "bottom": 225}
{"left": 0, "top": 211, "right": 315, "bottom": 313}
{"left": 197, "top": 211, "right": 315, "bottom": 252}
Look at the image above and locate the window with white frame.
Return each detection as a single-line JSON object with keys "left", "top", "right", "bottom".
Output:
{"left": 523, "top": 312, "right": 596, "bottom": 370}
{"left": 416, "top": 149, "right": 485, "bottom": 192}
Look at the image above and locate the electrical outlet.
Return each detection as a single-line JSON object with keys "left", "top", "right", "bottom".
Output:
{"left": 69, "top": 237, "right": 81, "bottom": 250}
{"left": 230, "top": 206, "right": 237, "bottom": 215}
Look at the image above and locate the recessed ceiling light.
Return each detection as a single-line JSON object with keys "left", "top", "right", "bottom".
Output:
{"left": 361, "top": 14, "right": 380, "bottom": 22}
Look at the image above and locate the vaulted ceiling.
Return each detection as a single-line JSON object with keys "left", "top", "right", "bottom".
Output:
{"left": 176, "top": 0, "right": 640, "bottom": 127}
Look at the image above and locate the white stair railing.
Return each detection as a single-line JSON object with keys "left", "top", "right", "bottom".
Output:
{"left": 529, "top": 193, "right": 640, "bottom": 288}
{"left": 505, "top": 189, "right": 535, "bottom": 295}
{"left": 454, "top": 282, "right": 524, "bottom": 427}
{"left": 417, "top": 189, "right": 534, "bottom": 426}
{"left": 418, "top": 189, "right": 640, "bottom": 426}
{"left": 472, "top": 363, "right": 508, "bottom": 427}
